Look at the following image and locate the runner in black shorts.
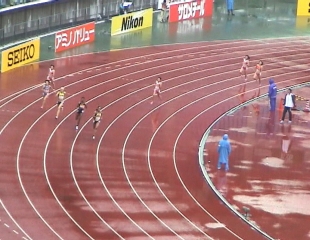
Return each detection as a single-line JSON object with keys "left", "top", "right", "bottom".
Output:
{"left": 75, "top": 97, "right": 87, "bottom": 130}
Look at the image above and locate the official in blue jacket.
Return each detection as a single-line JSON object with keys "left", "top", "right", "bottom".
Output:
{"left": 217, "top": 134, "right": 231, "bottom": 171}
{"left": 226, "top": 0, "right": 235, "bottom": 15}
{"left": 268, "top": 78, "right": 277, "bottom": 111}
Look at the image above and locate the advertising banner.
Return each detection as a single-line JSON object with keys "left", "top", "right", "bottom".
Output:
{"left": 1, "top": 38, "right": 40, "bottom": 73}
{"left": 297, "top": 0, "right": 310, "bottom": 16}
{"left": 111, "top": 8, "right": 153, "bottom": 36}
{"left": 169, "top": 0, "right": 213, "bottom": 23}
{"left": 55, "top": 22, "right": 95, "bottom": 53}
{"left": 295, "top": 16, "right": 310, "bottom": 29}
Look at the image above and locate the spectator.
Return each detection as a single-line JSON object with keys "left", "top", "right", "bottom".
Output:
{"left": 123, "top": 1, "right": 132, "bottom": 13}
{"left": 119, "top": 0, "right": 132, "bottom": 15}
{"left": 119, "top": 0, "right": 125, "bottom": 15}
{"left": 160, "top": 0, "right": 168, "bottom": 22}
{"left": 280, "top": 88, "right": 296, "bottom": 124}
{"left": 217, "top": 134, "right": 231, "bottom": 171}
{"left": 268, "top": 78, "right": 277, "bottom": 111}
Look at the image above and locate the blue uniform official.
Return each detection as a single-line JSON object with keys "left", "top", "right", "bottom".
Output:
{"left": 217, "top": 134, "right": 231, "bottom": 171}
{"left": 226, "top": 0, "right": 234, "bottom": 15}
{"left": 268, "top": 78, "right": 277, "bottom": 112}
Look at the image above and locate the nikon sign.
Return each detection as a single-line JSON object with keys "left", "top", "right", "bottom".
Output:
{"left": 111, "top": 8, "right": 153, "bottom": 36}
{"left": 121, "top": 16, "right": 144, "bottom": 31}
{"left": 1, "top": 39, "right": 40, "bottom": 73}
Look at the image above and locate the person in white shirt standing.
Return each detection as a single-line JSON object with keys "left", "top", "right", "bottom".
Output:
{"left": 160, "top": 0, "right": 168, "bottom": 22}
{"left": 280, "top": 88, "right": 296, "bottom": 124}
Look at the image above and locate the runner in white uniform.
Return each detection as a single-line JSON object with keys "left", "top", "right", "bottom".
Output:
{"left": 41, "top": 80, "right": 54, "bottom": 109}
{"left": 240, "top": 55, "right": 250, "bottom": 81}
{"left": 151, "top": 77, "right": 162, "bottom": 104}
{"left": 47, "top": 65, "right": 56, "bottom": 88}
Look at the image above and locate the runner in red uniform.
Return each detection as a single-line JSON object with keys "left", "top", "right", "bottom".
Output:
{"left": 253, "top": 60, "right": 263, "bottom": 86}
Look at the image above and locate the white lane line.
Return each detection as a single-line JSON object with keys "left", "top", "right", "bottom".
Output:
{"left": 0, "top": 39, "right": 279, "bottom": 116}
{"left": 67, "top": 50, "right": 297, "bottom": 239}
{"left": 1, "top": 42, "right": 225, "bottom": 134}
{"left": 3, "top": 47, "right": 310, "bottom": 240}
{"left": 96, "top": 61, "right": 310, "bottom": 238}
{"left": 7, "top": 42, "right": 308, "bottom": 137}
{"left": 195, "top": 84, "right": 309, "bottom": 238}
{"left": 0, "top": 40, "right": 272, "bottom": 238}
{"left": 1, "top": 39, "right": 308, "bottom": 238}
{"left": 0, "top": 199, "right": 32, "bottom": 240}
{"left": 62, "top": 53, "right": 310, "bottom": 239}
{"left": 123, "top": 76, "right": 304, "bottom": 238}
{"left": 146, "top": 80, "right": 310, "bottom": 238}
{"left": 0, "top": 38, "right": 227, "bottom": 106}
{"left": 0, "top": 37, "right": 305, "bottom": 108}
{"left": 145, "top": 77, "right": 307, "bottom": 239}
{"left": 0, "top": 37, "right": 307, "bottom": 125}
{"left": 35, "top": 53, "right": 240, "bottom": 238}
{"left": 173, "top": 94, "right": 307, "bottom": 238}
{"left": 0, "top": 40, "right": 211, "bottom": 108}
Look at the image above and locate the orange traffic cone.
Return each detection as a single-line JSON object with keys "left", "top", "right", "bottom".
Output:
{"left": 278, "top": 98, "right": 284, "bottom": 112}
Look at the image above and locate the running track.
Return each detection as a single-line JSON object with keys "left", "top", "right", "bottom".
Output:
{"left": 0, "top": 37, "right": 310, "bottom": 240}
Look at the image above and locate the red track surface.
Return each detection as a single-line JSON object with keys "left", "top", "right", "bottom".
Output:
{"left": 0, "top": 37, "right": 309, "bottom": 240}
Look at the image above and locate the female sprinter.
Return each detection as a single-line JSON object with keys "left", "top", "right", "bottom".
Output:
{"left": 92, "top": 106, "right": 102, "bottom": 139}
{"left": 240, "top": 55, "right": 250, "bottom": 81}
{"left": 253, "top": 60, "right": 263, "bottom": 86}
{"left": 55, "top": 87, "right": 66, "bottom": 119}
{"left": 41, "top": 80, "right": 54, "bottom": 109}
{"left": 75, "top": 97, "right": 87, "bottom": 130}
{"left": 150, "top": 77, "right": 162, "bottom": 105}
{"left": 47, "top": 65, "right": 56, "bottom": 88}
